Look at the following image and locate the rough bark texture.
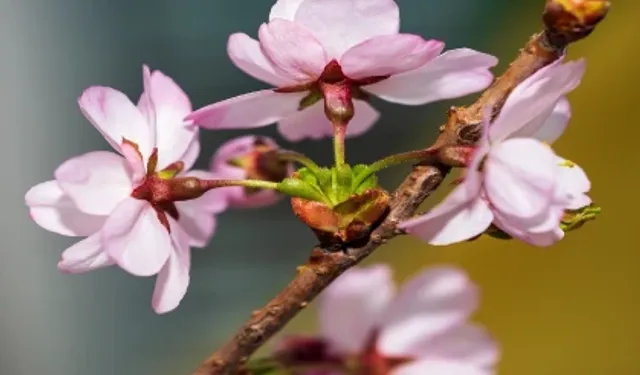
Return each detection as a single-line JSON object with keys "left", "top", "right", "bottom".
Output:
{"left": 193, "top": 3, "right": 608, "bottom": 373}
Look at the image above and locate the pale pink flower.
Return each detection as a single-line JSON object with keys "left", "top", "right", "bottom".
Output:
{"left": 25, "top": 66, "right": 227, "bottom": 313}
{"left": 400, "top": 59, "right": 591, "bottom": 247}
{"left": 187, "top": 0, "right": 498, "bottom": 141}
{"left": 315, "top": 265, "right": 498, "bottom": 375}
{"left": 210, "top": 135, "right": 289, "bottom": 208}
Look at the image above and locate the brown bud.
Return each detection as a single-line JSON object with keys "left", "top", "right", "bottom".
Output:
{"left": 543, "top": 0, "right": 610, "bottom": 44}
{"left": 291, "top": 188, "right": 391, "bottom": 246}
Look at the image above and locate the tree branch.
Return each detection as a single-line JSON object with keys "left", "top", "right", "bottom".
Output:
{"left": 192, "top": 3, "right": 608, "bottom": 374}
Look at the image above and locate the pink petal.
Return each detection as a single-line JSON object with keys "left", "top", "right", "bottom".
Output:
{"left": 269, "top": 0, "right": 305, "bottom": 21}
{"left": 58, "top": 233, "right": 115, "bottom": 274}
{"left": 55, "top": 151, "right": 133, "bottom": 216}
{"left": 139, "top": 65, "right": 198, "bottom": 170}
{"left": 25, "top": 180, "right": 105, "bottom": 236}
{"left": 180, "top": 136, "right": 201, "bottom": 172}
{"left": 555, "top": 158, "right": 591, "bottom": 210}
{"left": 121, "top": 140, "right": 146, "bottom": 184}
{"left": 341, "top": 36, "right": 443, "bottom": 80}
{"left": 175, "top": 200, "right": 217, "bottom": 248}
{"left": 277, "top": 100, "right": 379, "bottom": 141}
{"left": 392, "top": 360, "right": 490, "bottom": 375}
{"left": 494, "top": 214, "right": 565, "bottom": 247}
{"left": 400, "top": 157, "right": 492, "bottom": 246}
{"left": 512, "top": 98, "right": 571, "bottom": 144}
{"left": 152, "top": 219, "right": 191, "bottom": 314}
{"left": 318, "top": 265, "right": 394, "bottom": 354}
{"left": 208, "top": 136, "right": 285, "bottom": 208}
{"left": 489, "top": 59, "right": 585, "bottom": 142}
{"left": 378, "top": 267, "right": 479, "bottom": 357}
{"left": 78, "top": 86, "right": 152, "bottom": 157}
{"left": 187, "top": 89, "right": 306, "bottom": 130}
{"left": 258, "top": 19, "right": 328, "bottom": 81}
{"left": 102, "top": 198, "right": 171, "bottom": 277}
{"left": 227, "top": 33, "right": 294, "bottom": 87}
{"left": 294, "top": 0, "right": 400, "bottom": 58}
{"left": 484, "top": 139, "right": 557, "bottom": 223}
{"left": 412, "top": 324, "right": 499, "bottom": 368}
{"left": 210, "top": 135, "right": 277, "bottom": 179}
{"left": 363, "top": 48, "right": 497, "bottom": 105}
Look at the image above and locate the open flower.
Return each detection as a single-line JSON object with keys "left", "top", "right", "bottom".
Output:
{"left": 210, "top": 135, "right": 290, "bottom": 208}
{"left": 277, "top": 265, "right": 498, "bottom": 375}
{"left": 25, "top": 66, "right": 227, "bottom": 313}
{"left": 187, "top": 0, "right": 498, "bottom": 141}
{"left": 400, "top": 58, "right": 591, "bottom": 247}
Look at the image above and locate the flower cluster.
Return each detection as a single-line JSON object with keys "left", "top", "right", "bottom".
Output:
{"left": 25, "top": 0, "right": 601, "bottom": 338}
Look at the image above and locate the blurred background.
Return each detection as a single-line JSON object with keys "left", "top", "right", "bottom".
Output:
{"left": 1, "top": 0, "right": 637, "bottom": 374}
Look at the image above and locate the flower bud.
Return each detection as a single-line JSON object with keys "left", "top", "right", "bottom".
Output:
{"left": 543, "top": 0, "right": 610, "bottom": 43}
{"left": 211, "top": 135, "right": 291, "bottom": 208}
{"left": 291, "top": 188, "right": 390, "bottom": 246}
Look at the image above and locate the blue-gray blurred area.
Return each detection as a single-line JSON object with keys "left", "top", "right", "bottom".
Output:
{"left": 1, "top": 1, "right": 513, "bottom": 374}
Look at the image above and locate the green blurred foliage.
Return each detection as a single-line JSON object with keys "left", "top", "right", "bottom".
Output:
{"left": 283, "top": 1, "right": 640, "bottom": 374}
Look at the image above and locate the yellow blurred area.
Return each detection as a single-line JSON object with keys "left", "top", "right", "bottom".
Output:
{"left": 285, "top": 1, "right": 640, "bottom": 374}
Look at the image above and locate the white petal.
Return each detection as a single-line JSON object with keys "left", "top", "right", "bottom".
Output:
{"left": 378, "top": 267, "right": 479, "bottom": 357}
{"left": 54, "top": 151, "right": 133, "bottom": 216}
{"left": 102, "top": 198, "right": 172, "bottom": 277}
{"left": 25, "top": 180, "right": 105, "bottom": 236}
{"left": 364, "top": 49, "right": 497, "bottom": 105}
{"left": 318, "top": 265, "right": 394, "bottom": 354}
{"left": 58, "top": 233, "right": 115, "bottom": 274}
{"left": 152, "top": 219, "right": 191, "bottom": 314}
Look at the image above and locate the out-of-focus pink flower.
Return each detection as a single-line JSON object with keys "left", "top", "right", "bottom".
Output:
{"left": 25, "top": 66, "right": 228, "bottom": 313}
{"left": 312, "top": 265, "right": 498, "bottom": 375}
{"left": 210, "top": 135, "right": 290, "bottom": 208}
{"left": 400, "top": 58, "right": 591, "bottom": 247}
{"left": 187, "top": 0, "right": 498, "bottom": 141}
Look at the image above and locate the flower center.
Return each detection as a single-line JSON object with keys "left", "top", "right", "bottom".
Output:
{"left": 273, "top": 60, "right": 390, "bottom": 111}
{"left": 130, "top": 147, "right": 185, "bottom": 231}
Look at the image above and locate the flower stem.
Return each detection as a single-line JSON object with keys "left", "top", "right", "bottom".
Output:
{"left": 333, "top": 122, "right": 347, "bottom": 167}
{"left": 200, "top": 179, "right": 280, "bottom": 191}
{"left": 352, "top": 149, "right": 435, "bottom": 189}
{"left": 276, "top": 150, "right": 322, "bottom": 175}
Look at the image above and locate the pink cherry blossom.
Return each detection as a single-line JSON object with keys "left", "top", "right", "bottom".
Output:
{"left": 400, "top": 58, "right": 592, "bottom": 247}
{"left": 313, "top": 265, "right": 498, "bottom": 375}
{"left": 210, "top": 135, "right": 290, "bottom": 208}
{"left": 187, "top": 0, "right": 498, "bottom": 141}
{"left": 25, "top": 66, "right": 228, "bottom": 314}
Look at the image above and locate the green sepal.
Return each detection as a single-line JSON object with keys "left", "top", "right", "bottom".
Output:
{"left": 277, "top": 177, "right": 329, "bottom": 203}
